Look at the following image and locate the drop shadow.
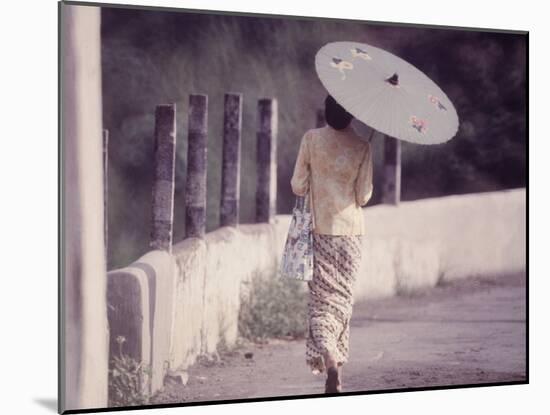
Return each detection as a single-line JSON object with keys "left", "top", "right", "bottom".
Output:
{"left": 34, "top": 398, "right": 57, "bottom": 412}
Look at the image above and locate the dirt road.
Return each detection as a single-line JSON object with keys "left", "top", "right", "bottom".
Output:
{"left": 154, "top": 272, "right": 526, "bottom": 404}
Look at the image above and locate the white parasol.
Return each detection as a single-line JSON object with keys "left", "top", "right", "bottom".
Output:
{"left": 315, "top": 41, "right": 459, "bottom": 145}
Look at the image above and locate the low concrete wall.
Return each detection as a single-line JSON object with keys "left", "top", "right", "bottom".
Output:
{"left": 170, "top": 221, "right": 283, "bottom": 364}
{"left": 354, "top": 188, "right": 526, "bottom": 302}
{"left": 106, "top": 189, "right": 525, "bottom": 394}
{"left": 169, "top": 238, "right": 206, "bottom": 371}
{"left": 107, "top": 267, "right": 151, "bottom": 394}
{"left": 107, "top": 217, "right": 286, "bottom": 394}
{"left": 107, "top": 250, "right": 176, "bottom": 395}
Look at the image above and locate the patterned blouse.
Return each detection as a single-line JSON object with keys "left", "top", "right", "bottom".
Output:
{"left": 290, "top": 124, "right": 373, "bottom": 236}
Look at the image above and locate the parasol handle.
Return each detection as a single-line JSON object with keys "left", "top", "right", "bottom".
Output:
{"left": 368, "top": 128, "right": 375, "bottom": 143}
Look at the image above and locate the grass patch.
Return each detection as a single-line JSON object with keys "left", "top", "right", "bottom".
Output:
{"left": 108, "top": 336, "right": 152, "bottom": 407}
{"left": 238, "top": 271, "right": 308, "bottom": 342}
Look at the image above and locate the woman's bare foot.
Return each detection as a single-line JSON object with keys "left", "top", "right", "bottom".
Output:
{"left": 325, "top": 367, "right": 341, "bottom": 393}
{"left": 323, "top": 351, "right": 342, "bottom": 393}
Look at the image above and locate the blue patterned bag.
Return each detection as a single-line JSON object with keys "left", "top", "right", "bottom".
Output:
{"left": 279, "top": 193, "right": 314, "bottom": 282}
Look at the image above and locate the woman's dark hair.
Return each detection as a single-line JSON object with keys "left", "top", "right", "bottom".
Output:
{"left": 324, "top": 94, "right": 353, "bottom": 130}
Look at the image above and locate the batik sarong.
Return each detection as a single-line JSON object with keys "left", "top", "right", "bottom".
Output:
{"left": 305, "top": 233, "right": 362, "bottom": 374}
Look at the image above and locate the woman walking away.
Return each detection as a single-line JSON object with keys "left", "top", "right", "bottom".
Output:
{"left": 290, "top": 94, "right": 373, "bottom": 394}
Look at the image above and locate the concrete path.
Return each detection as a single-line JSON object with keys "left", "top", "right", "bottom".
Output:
{"left": 154, "top": 272, "right": 526, "bottom": 404}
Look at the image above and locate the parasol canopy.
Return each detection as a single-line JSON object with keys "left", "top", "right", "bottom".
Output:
{"left": 315, "top": 41, "right": 459, "bottom": 145}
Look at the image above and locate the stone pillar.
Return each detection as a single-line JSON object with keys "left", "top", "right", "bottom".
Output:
{"left": 150, "top": 104, "right": 176, "bottom": 252}
{"left": 316, "top": 108, "right": 325, "bottom": 128}
{"left": 185, "top": 94, "right": 208, "bottom": 238}
{"left": 381, "top": 136, "right": 401, "bottom": 205}
{"left": 220, "top": 93, "right": 242, "bottom": 227}
{"left": 103, "top": 129, "right": 109, "bottom": 259}
{"left": 61, "top": 3, "right": 109, "bottom": 411}
{"left": 256, "top": 98, "right": 278, "bottom": 223}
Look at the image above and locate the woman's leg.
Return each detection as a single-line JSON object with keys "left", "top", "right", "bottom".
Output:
{"left": 306, "top": 234, "right": 360, "bottom": 393}
{"left": 323, "top": 351, "right": 338, "bottom": 370}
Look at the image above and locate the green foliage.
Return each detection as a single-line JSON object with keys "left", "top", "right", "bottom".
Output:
{"left": 238, "top": 272, "right": 308, "bottom": 341}
{"left": 108, "top": 336, "right": 152, "bottom": 407}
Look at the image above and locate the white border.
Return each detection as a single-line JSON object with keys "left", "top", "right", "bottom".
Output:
{"left": 1, "top": 1, "right": 544, "bottom": 414}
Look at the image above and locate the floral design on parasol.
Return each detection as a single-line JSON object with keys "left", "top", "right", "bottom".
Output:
{"left": 315, "top": 41, "right": 459, "bottom": 145}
